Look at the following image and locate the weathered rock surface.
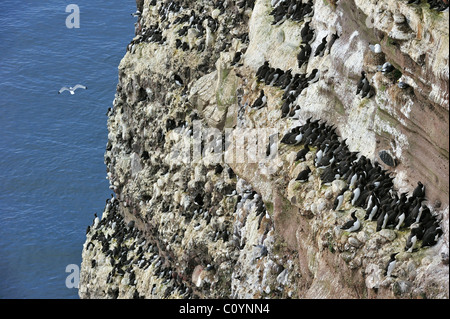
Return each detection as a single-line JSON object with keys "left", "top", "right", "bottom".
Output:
{"left": 79, "top": 0, "right": 449, "bottom": 299}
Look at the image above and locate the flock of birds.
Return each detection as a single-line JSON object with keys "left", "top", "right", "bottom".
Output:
{"left": 87, "top": 196, "right": 194, "bottom": 299}
{"left": 83, "top": 0, "right": 446, "bottom": 295}
{"left": 408, "top": 0, "right": 449, "bottom": 11}
{"left": 279, "top": 118, "right": 442, "bottom": 258}
{"left": 127, "top": 0, "right": 252, "bottom": 55}
{"left": 270, "top": 0, "right": 314, "bottom": 25}
{"left": 280, "top": 118, "right": 442, "bottom": 280}
{"left": 247, "top": 0, "right": 444, "bottom": 277}
{"left": 253, "top": 61, "right": 320, "bottom": 118}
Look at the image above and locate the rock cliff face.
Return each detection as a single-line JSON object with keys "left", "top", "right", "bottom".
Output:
{"left": 79, "top": 0, "right": 449, "bottom": 299}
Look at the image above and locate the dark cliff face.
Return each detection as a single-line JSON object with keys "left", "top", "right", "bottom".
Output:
{"left": 79, "top": 0, "right": 449, "bottom": 299}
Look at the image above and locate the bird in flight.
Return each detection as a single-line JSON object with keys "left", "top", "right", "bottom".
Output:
{"left": 58, "top": 84, "right": 87, "bottom": 95}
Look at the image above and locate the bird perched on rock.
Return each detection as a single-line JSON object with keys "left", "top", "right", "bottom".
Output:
{"left": 174, "top": 74, "right": 184, "bottom": 86}
{"left": 281, "top": 95, "right": 295, "bottom": 118}
{"left": 378, "top": 62, "right": 395, "bottom": 74}
{"left": 333, "top": 189, "right": 345, "bottom": 211}
{"left": 397, "top": 80, "right": 411, "bottom": 89}
{"left": 421, "top": 224, "right": 442, "bottom": 248}
{"left": 405, "top": 226, "right": 423, "bottom": 252}
{"left": 314, "top": 36, "right": 328, "bottom": 57}
{"left": 356, "top": 71, "right": 366, "bottom": 95}
{"left": 327, "top": 32, "right": 339, "bottom": 54}
{"left": 295, "top": 166, "right": 311, "bottom": 182}
{"left": 378, "top": 150, "right": 396, "bottom": 167}
{"left": 300, "top": 21, "right": 312, "bottom": 41}
{"left": 131, "top": 10, "right": 141, "bottom": 18}
{"left": 251, "top": 90, "right": 267, "bottom": 109}
{"left": 302, "top": 27, "right": 316, "bottom": 44}
{"left": 384, "top": 252, "right": 399, "bottom": 277}
{"left": 231, "top": 51, "right": 242, "bottom": 66}
{"left": 266, "top": 134, "right": 277, "bottom": 157}
{"left": 360, "top": 77, "right": 374, "bottom": 98}
{"left": 93, "top": 213, "right": 100, "bottom": 228}
{"left": 295, "top": 144, "right": 310, "bottom": 161}
{"left": 306, "top": 68, "right": 320, "bottom": 83}
{"left": 297, "top": 43, "right": 312, "bottom": 68}
{"left": 412, "top": 181, "right": 425, "bottom": 199}
{"left": 256, "top": 61, "right": 270, "bottom": 81}
{"left": 369, "top": 43, "right": 382, "bottom": 54}
{"left": 340, "top": 211, "right": 361, "bottom": 232}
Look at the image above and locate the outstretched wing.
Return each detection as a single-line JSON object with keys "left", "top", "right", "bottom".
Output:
{"left": 73, "top": 84, "right": 87, "bottom": 91}
{"left": 58, "top": 87, "right": 70, "bottom": 94}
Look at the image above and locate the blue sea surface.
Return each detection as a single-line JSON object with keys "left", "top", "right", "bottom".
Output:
{"left": 0, "top": 0, "right": 135, "bottom": 298}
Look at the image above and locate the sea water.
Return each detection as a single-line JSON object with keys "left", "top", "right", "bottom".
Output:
{"left": 0, "top": 0, "right": 135, "bottom": 298}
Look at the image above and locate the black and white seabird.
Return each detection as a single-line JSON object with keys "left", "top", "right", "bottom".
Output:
{"left": 314, "top": 36, "right": 328, "bottom": 57}
{"left": 256, "top": 61, "right": 270, "bottom": 81}
{"left": 356, "top": 71, "right": 366, "bottom": 95}
{"left": 307, "top": 69, "right": 320, "bottom": 84}
{"left": 266, "top": 134, "right": 278, "bottom": 157}
{"left": 58, "top": 84, "right": 87, "bottom": 95}
{"left": 412, "top": 181, "right": 425, "bottom": 199}
{"left": 295, "top": 144, "right": 310, "bottom": 161}
{"left": 360, "top": 78, "right": 374, "bottom": 98}
{"left": 281, "top": 95, "right": 295, "bottom": 118}
{"left": 289, "top": 104, "right": 302, "bottom": 118}
{"left": 295, "top": 166, "right": 311, "bottom": 182}
{"left": 340, "top": 210, "right": 361, "bottom": 232}
{"left": 131, "top": 11, "right": 141, "bottom": 18}
{"left": 314, "top": 148, "right": 324, "bottom": 167}
{"left": 379, "top": 62, "right": 395, "bottom": 74}
{"left": 365, "top": 201, "right": 379, "bottom": 221}
{"left": 174, "top": 74, "right": 184, "bottom": 86}
{"left": 405, "top": 226, "right": 423, "bottom": 253}
{"left": 421, "top": 224, "right": 442, "bottom": 248}
{"left": 327, "top": 32, "right": 339, "bottom": 54}
{"left": 350, "top": 183, "right": 363, "bottom": 206}
{"left": 300, "top": 21, "right": 312, "bottom": 41}
{"left": 93, "top": 213, "right": 100, "bottom": 228}
{"left": 252, "top": 90, "right": 267, "bottom": 109}
{"left": 304, "top": 29, "right": 316, "bottom": 45}
{"left": 397, "top": 80, "right": 410, "bottom": 89}
{"left": 297, "top": 43, "right": 312, "bottom": 68}
{"left": 231, "top": 51, "right": 242, "bottom": 66}
{"left": 384, "top": 252, "right": 399, "bottom": 277}
{"left": 333, "top": 191, "right": 345, "bottom": 211}
{"left": 394, "top": 207, "right": 406, "bottom": 230}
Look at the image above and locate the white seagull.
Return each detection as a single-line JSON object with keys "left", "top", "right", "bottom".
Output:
{"left": 58, "top": 84, "right": 87, "bottom": 95}
{"left": 369, "top": 43, "right": 382, "bottom": 54}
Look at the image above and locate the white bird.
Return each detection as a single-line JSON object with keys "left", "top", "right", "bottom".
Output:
{"left": 131, "top": 10, "right": 141, "bottom": 17}
{"left": 93, "top": 213, "right": 100, "bottom": 228}
{"left": 58, "top": 84, "right": 87, "bottom": 95}
{"left": 369, "top": 43, "right": 382, "bottom": 54}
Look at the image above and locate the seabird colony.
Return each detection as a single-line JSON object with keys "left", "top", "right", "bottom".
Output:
{"left": 85, "top": 0, "right": 445, "bottom": 298}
